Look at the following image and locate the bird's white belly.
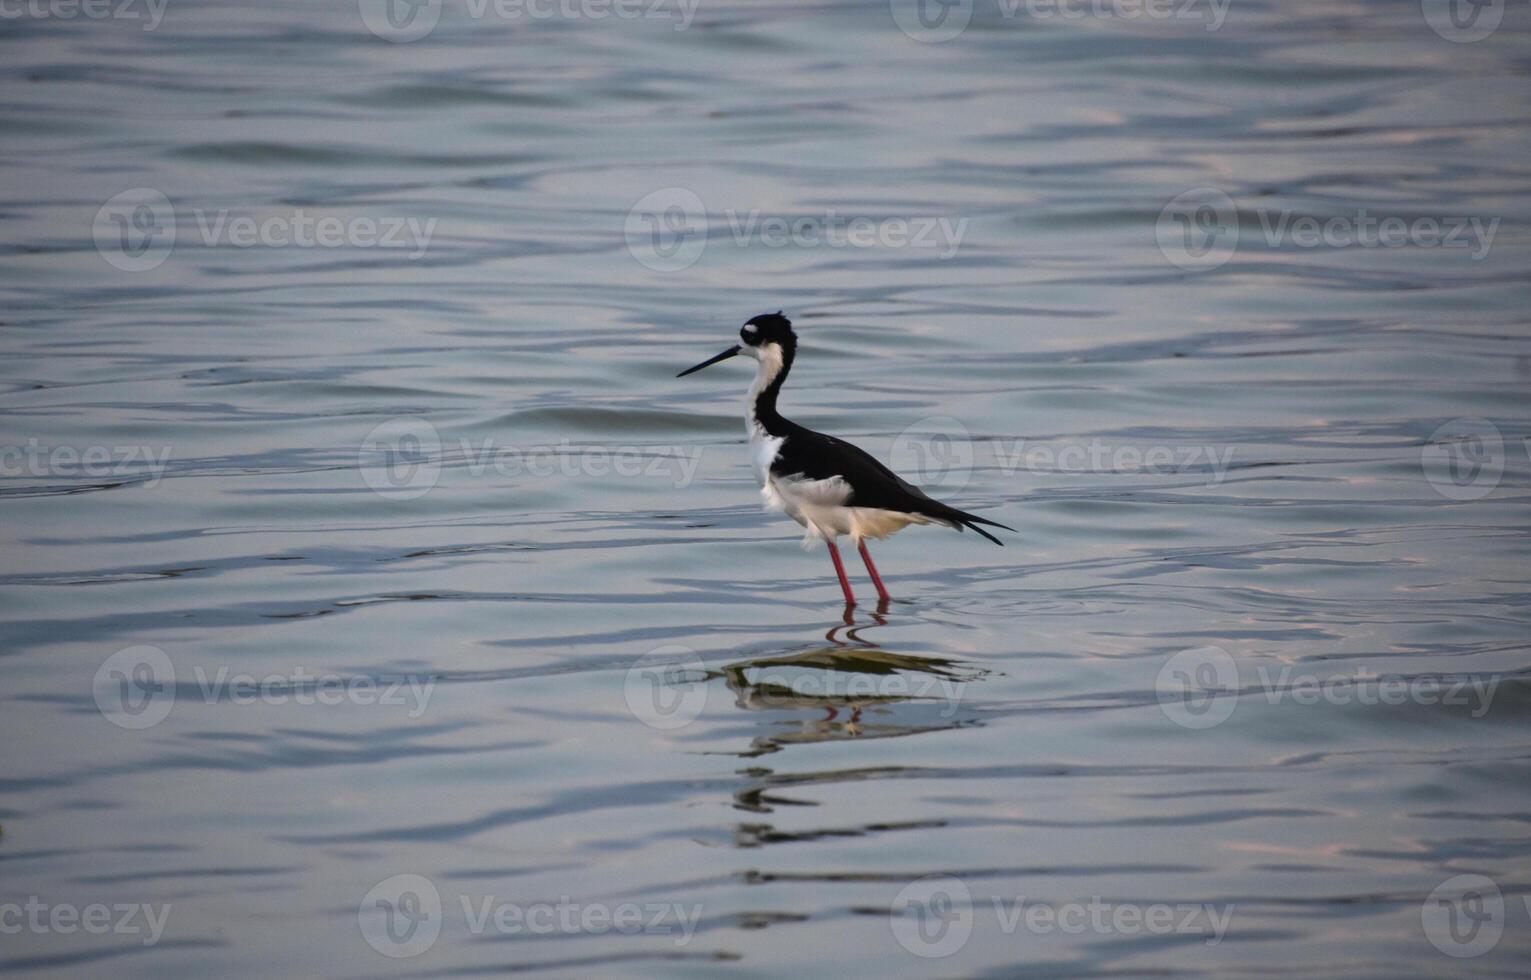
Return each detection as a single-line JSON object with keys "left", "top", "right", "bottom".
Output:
{"left": 775, "top": 481, "right": 926, "bottom": 542}
{"left": 750, "top": 425, "right": 929, "bottom": 543}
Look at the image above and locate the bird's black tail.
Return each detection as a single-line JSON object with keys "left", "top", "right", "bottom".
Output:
{"left": 930, "top": 505, "right": 1013, "bottom": 546}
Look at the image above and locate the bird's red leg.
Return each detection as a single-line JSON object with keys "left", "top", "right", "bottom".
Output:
{"left": 857, "top": 539, "right": 892, "bottom": 605}
{"left": 826, "top": 540, "right": 856, "bottom": 606}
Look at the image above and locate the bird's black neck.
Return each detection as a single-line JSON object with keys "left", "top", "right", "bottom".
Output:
{"left": 749, "top": 340, "right": 795, "bottom": 435}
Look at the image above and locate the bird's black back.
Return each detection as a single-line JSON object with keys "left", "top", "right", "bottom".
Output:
{"left": 769, "top": 420, "right": 1008, "bottom": 544}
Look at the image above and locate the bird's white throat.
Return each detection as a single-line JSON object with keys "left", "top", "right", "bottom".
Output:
{"left": 743, "top": 342, "right": 785, "bottom": 436}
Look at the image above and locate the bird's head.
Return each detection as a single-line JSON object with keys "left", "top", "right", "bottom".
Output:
{"left": 677, "top": 311, "right": 796, "bottom": 377}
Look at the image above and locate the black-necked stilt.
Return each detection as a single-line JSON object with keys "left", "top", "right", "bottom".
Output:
{"left": 677, "top": 312, "right": 1012, "bottom": 606}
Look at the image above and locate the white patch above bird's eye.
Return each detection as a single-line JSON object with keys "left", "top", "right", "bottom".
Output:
{"left": 742, "top": 324, "right": 757, "bottom": 334}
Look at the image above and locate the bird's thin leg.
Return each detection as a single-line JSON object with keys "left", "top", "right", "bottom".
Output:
{"left": 857, "top": 539, "right": 892, "bottom": 605}
{"left": 826, "top": 539, "right": 856, "bottom": 606}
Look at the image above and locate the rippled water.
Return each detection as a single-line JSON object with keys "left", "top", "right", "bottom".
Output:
{"left": 4, "top": 0, "right": 1531, "bottom": 975}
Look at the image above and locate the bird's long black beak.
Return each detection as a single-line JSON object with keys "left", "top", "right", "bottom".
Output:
{"left": 676, "top": 345, "right": 741, "bottom": 378}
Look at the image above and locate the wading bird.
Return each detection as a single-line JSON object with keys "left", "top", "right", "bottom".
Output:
{"left": 677, "top": 313, "right": 1010, "bottom": 606}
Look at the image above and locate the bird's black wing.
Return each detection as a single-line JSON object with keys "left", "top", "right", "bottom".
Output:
{"left": 770, "top": 423, "right": 1012, "bottom": 545}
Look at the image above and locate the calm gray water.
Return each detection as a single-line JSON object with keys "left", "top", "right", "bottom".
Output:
{"left": 3, "top": 0, "right": 1531, "bottom": 975}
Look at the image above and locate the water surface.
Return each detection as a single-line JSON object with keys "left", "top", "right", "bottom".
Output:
{"left": 3, "top": 0, "right": 1531, "bottom": 975}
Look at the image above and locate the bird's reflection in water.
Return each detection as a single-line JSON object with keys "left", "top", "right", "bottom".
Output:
{"left": 710, "top": 604, "right": 987, "bottom": 761}
{"left": 710, "top": 606, "right": 988, "bottom": 855}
